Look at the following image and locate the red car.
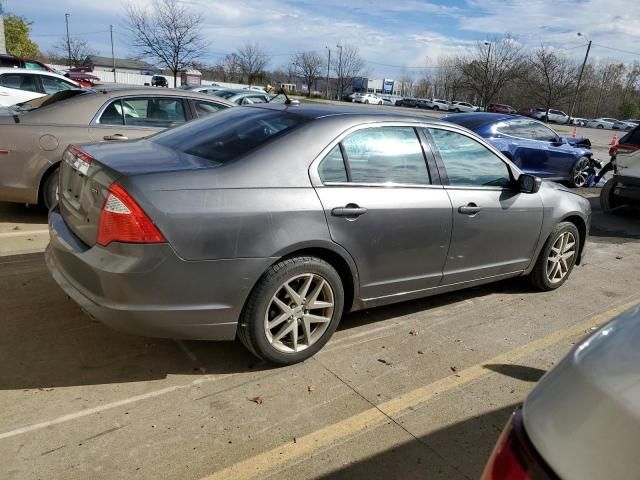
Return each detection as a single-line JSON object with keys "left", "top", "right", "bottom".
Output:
{"left": 487, "top": 103, "right": 517, "bottom": 114}
{"left": 0, "top": 54, "right": 55, "bottom": 72}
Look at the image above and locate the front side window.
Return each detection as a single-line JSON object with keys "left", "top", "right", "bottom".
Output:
{"left": 428, "top": 128, "right": 511, "bottom": 188}
{"left": 41, "top": 76, "right": 76, "bottom": 94}
{"left": 501, "top": 120, "right": 557, "bottom": 142}
{"left": 341, "top": 127, "right": 430, "bottom": 185}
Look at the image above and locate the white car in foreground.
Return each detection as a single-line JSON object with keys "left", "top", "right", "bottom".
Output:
{"left": 352, "top": 93, "right": 383, "bottom": 105}
{"left": 483, "top": 304, "right": 640, "bottom": 480}
{"left": 0, "top": 68, "right": 80, "bottom": 107}
{"left": 448, "top": 101, "right": 479, "bottom": 112}
{"left": 586, "top": 117, "right": 617, "bottom": 129}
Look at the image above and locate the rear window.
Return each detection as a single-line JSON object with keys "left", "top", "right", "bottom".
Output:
{"left": 152, "top": 107, "right": 309, "bottom": 164}
{"left": 620, "top": 127, "right": 640, "bottom": 147}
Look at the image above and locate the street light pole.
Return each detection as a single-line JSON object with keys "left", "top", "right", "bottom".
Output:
{"left": 325, "top": 46, "right": 331, "bottom": 99}
{"left": 568, "top": 34, "right": 592, "bottom": 123}
{"left": 65, "top": 13, "right": 72, "bottom": 66}
{"left": 110, "top": 25, "right": 116, "bottom": 83}
{"left": 336, "top": 44, "right": 343, "bottom": 100}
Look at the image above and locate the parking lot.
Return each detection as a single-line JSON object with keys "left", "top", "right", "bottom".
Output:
{"left": 1, "top": 178, "right": 639, "bottom": 480}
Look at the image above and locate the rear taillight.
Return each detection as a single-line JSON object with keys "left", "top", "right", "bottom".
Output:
{"left": 63, "top": 145, "right": 94, "bottom": 175}
{"left": 97, "top": 182, "right": 165, "bottom": 246}
{"left": 481, "top": 409, "right": 558, "bottom": 480}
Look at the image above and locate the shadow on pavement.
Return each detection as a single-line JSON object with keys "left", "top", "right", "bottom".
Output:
{"left": 0, "top": 202, "right": 48, "bottom": 226}
{"left": 317, "top": 404, "right": 518, "bottom": 480}
{"left": 482, "top": 364, "right": 546, "bottom": 382}
{"left": 586, "top": 196, "right": 640, "bottom": 241}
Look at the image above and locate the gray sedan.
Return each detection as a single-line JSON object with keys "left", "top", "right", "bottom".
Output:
{"left": 46, "top": 104, "right": 591, "bottom": 365}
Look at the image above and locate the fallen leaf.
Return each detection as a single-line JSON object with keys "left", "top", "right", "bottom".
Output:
{"left": 12, "top": 226, "right": 20, "bottom": 230}
{"left": 616, "top": 256, "right": 623, "bottom": 260}
{"left": 417, "top": 350, "right": 424, "bottom": 355}
{"left": 248, "top": 396, "right": 263, "bottom": 405}
{"left": 307, "top": 385, "right": 315, "bottom": 393}
{"left": 450, "top": 366, "right": 457, "bottom": 372}
{"left": 377, "top": 358, "right": 392, "bottom": 366}
{"left": 409, "top": 330, "right": 417, "bottom": 336}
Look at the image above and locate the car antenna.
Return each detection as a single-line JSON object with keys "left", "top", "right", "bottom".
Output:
{"left": 270, "top": 85, "right": 294, "bottom": 105}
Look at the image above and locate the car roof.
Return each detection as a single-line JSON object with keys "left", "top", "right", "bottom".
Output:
{"left": 444, "top": 112, "right": 516, "bottom": 126}
{"left": 0, "top": 67, "right": 67, "bottom": 79}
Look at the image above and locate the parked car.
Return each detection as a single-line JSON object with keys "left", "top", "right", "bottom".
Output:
{"left": 212, "top": 88, "right": 276, "bottom": 105}
{"left": 0, "top": 53, "right": 55, "bottom": 72}
{"left": 517, "top": 107, "right": 544, "bottom": 118}
{"left": 0, "top": 87, "right": 234, "bottom": 208}
{"left": 352, "top": 93, "right": 383, "bottom": 105}
{"left": 571, "top": 117, "right": 588, "bottom": 126}
{"left": 151, "top": 75, "right": 168, "bottom": 87}
{"left": 46, "top": 104, "right": 590, "bottom": 365}
{"left": 395, "top": 97, "right": 418, "bottom": 108}
{"left": 415, "top": 99, "right": 432, "bottom": 109}
{"left": 586, "top": 117, "right": 617, "bottom": 129}
{"left": 612, "top": 119, "right": 635, "bottom": 130}
{"left": 179, "top": 85, "right": 225, "bottom": 95}
{"left": 381, "top": 97, "right": 394, "bottom": 106}
{"left": 487, "top": 103, "right": 517, "bottom": 114}
{"left": 426, "top": 98, "right": 451, "bottom": 110}
{"left": 449, "top": 101, "right": 479, "bottom": 112}
{"left": 444, "top": 112, "right": 596, "bottom": 187}
{"left": 0, "top": 67, "right": 80, "bottom": 106}
{"left": 64, "top": 71, "right": 100, "bottom": 87}
{"left": 482, "top": 304, "right": 640, "bottom": 480}
{"left": 534, "top": 109, "right": 570, "bottom": 124}
{"left": 600, "top": 125, "right": 640, "bottom": 212}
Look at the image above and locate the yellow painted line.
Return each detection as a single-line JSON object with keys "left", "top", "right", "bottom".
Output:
{"left": 202, "top": 299, "right": 640, "bottom": 480}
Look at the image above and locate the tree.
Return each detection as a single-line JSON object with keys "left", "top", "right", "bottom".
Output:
{"left": 291, "top": 51, "right": 323, "bottom": 97}
{"left": 49, "top": 37, "right": 96, "bottom": 67}
{"left": 236, "top": 43, "right": 270, "bottom": 86}
{"left": 4, "top": 14, "right": 40, "bottom": 58}
{"left": 124, "top": 0, "right": 207, "bottom": 88}
{"left": 527, "top": 46, "right": 576, "bottom": 121}
{"left": 332, "top": 45, "right": 365, "bottom": 99}
{"left": 459, "top": 36, "right": 526, "bottom": 108}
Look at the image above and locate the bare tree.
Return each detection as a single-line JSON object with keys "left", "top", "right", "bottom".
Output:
{"left": 49, "top": 37, "right": 96, "bottom": 67}
{"left": 123, "top": 0, "right": 207, "bottom": 87}
{"left": 459, "top": 36, "right": 526, "bottom": 108}
{"left": 527, "top": 46, "right": 576, "bottom": 121}
{"left": 332, "top": 45, "right": 365, "bottom": 99}
{"left": 435, "top": 56, "right": 463, "bottom": 100}
{"left": 291, "top": 51, "right": 323, "bottom": 97}
{"left": 212, "top": 54, "right": 242, "bottom": 83}
{"left": 236, "top": 43, "right": 270, "bottom": 86}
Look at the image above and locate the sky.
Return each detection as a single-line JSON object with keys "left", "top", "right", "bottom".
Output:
{"left": 6, "top": 0, "right": 640, "bottom": 78}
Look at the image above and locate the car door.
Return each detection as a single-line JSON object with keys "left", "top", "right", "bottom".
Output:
{"left": 498, "top": 120, "right": 576, "bottom": 179}
{"left": 425, "top": 126, "right": 543, "bottom": 285}
{"left": 0, "top": 72, "right": 43, "bottom": 106}
{"left": 88, "top": 96, "right": 190, "bottom": 142}
{"left": 312, "top": 124, "right": 453, "bottom": 300}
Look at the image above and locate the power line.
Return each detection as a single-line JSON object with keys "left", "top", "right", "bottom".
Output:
{"left": 592, "top": 43, "right": 640, "bottom": 57}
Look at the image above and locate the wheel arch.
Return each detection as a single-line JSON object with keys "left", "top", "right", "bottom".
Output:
{"left": 37, "top": 160, "right": 61, "bottom": 206}
{"left": 560, "top": 214, "right": 587, "bottom": 265}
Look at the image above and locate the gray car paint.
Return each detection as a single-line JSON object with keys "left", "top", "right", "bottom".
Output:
{"left": 47, "top": 104, "right": 591, "bottom": 340}
{"left": 523, "top": 304, "right": 640, "bottom": 479}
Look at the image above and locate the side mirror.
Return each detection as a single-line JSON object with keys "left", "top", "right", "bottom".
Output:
{"left": 518, "top": 173, "right": 542, "bottom": 194}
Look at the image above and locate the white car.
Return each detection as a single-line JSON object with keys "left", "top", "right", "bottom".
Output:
{"left": 181, "top": 85, "right": 225, "bottom": 95}
{"left": 448, "top": 101, "right": 479, "bottom": 112}
{"left": 586, "top": 117, "right": 618, "bottom": 129}
{"left": 0, "top": 68, "right": 80, "bottom": 107}
{"left": 533, "top": 108, "right": 570, "bottom": 124}
{"left": 426, "top": 98, "right": 451, "bottom": 110}
{"left": 352, "top": 93, "right": 383, "bottom": 105}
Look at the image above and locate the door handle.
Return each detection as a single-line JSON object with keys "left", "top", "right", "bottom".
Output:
{"left": 458, "top": 203, "right": 481, "bottom": 215}
{"left": 331, "top": 204, "right": 367, "bottom": 218}
{"left": 103, "top": 134, "right": 129, "bottom": 141}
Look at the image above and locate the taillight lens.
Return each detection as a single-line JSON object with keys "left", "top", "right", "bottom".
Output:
{"left": 63, "top": 145, "right": 94, "bottom": 175}
{"left": 97, "top": 182, "right": 165, "bottom": 246}
{"left": 481, "top": 409, "right": 558, "bottom": 480}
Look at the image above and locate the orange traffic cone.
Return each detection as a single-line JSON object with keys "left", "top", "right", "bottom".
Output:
{"left": 610, "top": 133, "right": 618, "bottom": 146}
{"left": 572, "top": 126, "right": 577, "bottom": 138}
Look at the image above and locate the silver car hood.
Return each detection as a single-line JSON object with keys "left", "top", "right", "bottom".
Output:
{"left": 523, "top": 304, "right": 640, "bottom": 479}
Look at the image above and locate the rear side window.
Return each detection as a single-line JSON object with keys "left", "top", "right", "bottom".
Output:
{"left": 99, "top": 97, "right": 187, "bottom": 128}
{"left": 0, "top": 73, "right": 38, "bottom": 92}
{"left": 428, "top": 128, "right": 511, "bottom": 188}
{"left": 318, "top": 146, "right": 348, "bottom": 183}
{"left": 152, "top": 108, "right": 309, "bottom": 164}
{"left": 193, "top": 100, "right": 227, "bottom": 117}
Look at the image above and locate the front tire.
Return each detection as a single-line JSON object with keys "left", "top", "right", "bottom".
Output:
{"left": 529, "top": 222, "right": 580, "bottom": 291}
{"left": 433, "top": 105, "right": 439, "bottom": 110}
{"left": 237, "top": 256, "right": 344, "bottom": 365}
{"left": 597, "top": 124, "right": 604, "bottom": 129}
{"left": 42, "top": 166, "right": 60, "bottom": 210}
{"left": 570, "top": 156, "right": 590, "bottom": 187}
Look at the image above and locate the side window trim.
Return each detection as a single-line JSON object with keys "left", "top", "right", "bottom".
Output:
{"left": 424, "top": 126, "right": 514, "bottom": 190}
{"left": 337, "top": 142, "right": 352, "bottom": 182}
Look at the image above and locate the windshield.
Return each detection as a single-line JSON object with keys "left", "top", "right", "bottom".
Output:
{"left": 212, "top": 90, "right": 237, "bottom": 100}
{"left": 11, "top": 89, "right": 91, "bottom": 112}
{"left": 152, "top": 107, "right": 309, "bottom": 164}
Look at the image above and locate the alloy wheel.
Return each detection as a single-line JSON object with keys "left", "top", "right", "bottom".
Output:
{"left": 573, "top": 158, "right": 590, "bottom": 187}
{"left": 546, "top": 232, "right": 576, "bottom": 284}
{"left": 264, "top": 273, "right": 335, "bottom": 353}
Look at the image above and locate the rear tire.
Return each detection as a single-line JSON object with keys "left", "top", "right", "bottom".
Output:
{"left": 237, "top": 256, "right": 344, "bottom": 365}
{"left": 600, "top": 179, "right": 619, "bottom": 212}
{"left": 433, "top": 105, "right": 439, "bottom": 110}
{"left": 529, "top": 222, "right": 580, "bottom": 291}
{"left": 42, "top": 165, "right": 60, "bottom": 210}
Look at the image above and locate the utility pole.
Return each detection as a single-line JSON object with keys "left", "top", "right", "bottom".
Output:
{"left": 568, "top": 35, "right": 592, "bottom": 123}
{"left": 336, "top": 44, "right": 343, "bottom": 100}
{"left": 483, "top": 41, "right": 491, "bottom": 108}
{"left": 110, "top": 25, "right": 116, "bottom": 83}
{"left": 325, "top": 46, "right": 331, "bottom": 99}
{"left": 65, "top": 13, "right": 72, "bottom": 67}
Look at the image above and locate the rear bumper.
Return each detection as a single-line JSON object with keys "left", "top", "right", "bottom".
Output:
{"left": 46, "top": 207, "right": 274, "bottom": 340}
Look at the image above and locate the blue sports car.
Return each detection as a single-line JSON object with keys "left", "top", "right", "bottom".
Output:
{"left": 444, "top": 113, "right": 595, "bottom": 187}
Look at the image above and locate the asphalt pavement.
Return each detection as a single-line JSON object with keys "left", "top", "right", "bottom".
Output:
{"left": 1, "top": 186, "right": 639, "bottom": 479}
